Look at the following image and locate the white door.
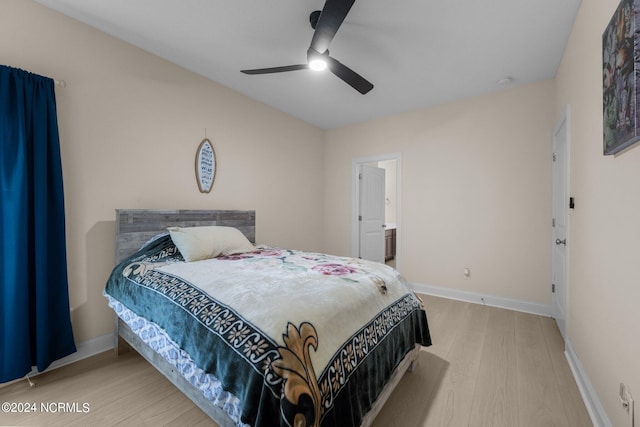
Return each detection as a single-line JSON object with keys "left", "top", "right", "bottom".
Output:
{"left": 551, "top": 111, "right": 569, "bottom": 339}
{"left": 359, "top": 165, "right": 386, "bottom": 263}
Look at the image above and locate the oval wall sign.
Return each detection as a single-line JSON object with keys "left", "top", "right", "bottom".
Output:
{"left": 195, "top": 138, "right": 216, "bottom": 193}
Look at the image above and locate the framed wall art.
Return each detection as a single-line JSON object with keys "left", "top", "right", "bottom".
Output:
{"left": 195, "top": 138, "right": 216, "bottom": 193}
{"left": 603, "top": 0, "right": 640, "bottom": 155}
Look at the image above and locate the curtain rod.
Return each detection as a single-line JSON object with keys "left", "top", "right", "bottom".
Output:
{"left": 54, "top": 79, "right": 66, "bottom": 88}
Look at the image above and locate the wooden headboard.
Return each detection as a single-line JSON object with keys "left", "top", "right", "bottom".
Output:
{"left": 115, "top": 209, "right": 256, "bottom": 264}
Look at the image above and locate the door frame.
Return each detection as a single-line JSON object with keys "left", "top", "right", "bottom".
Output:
{"left": 351, "top": 153, "right": 402, "bottom": 271}
{"left": 551, "top": 105, "right": 570, "bottom": 339}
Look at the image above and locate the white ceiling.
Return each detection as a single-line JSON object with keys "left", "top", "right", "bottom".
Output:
{"left": 35, "top": 0, "right": 582, "bottom": 129}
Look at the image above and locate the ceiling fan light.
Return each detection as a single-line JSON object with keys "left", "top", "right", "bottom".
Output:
{"left": 309, "top": 58, "right": 327, "bottom": 71}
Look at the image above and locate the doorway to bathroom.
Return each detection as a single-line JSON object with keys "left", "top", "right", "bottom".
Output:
{"left": 351, "top": 153, "right": 401, "bottom": 271}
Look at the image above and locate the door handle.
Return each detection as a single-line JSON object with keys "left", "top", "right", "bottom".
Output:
{"left": 555, "top": 239, "right": 566, "bottom": 245}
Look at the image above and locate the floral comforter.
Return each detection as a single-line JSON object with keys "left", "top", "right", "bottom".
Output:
{"left": 104, "top": 234, "right": 431, "bottom": 427}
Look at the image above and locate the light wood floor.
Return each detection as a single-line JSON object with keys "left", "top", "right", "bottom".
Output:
{"left": 0, "top": 295, "right": 592, "bottom": 427}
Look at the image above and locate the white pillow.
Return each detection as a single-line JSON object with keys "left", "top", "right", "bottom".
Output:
{"left": 167, "top": 226, "right": 254, "bottom": 262}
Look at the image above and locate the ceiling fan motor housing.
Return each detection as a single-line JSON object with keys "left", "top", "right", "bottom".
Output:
{"left": 310, "top": 10, "right": 322, "bottom": 29}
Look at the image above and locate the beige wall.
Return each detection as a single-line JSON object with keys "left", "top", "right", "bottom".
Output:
{"left": 556, "top": 0, "right": 640, "bottom": 425}
{"left": 324, "top": 80, "right": 555, "bottom": 305}
{"left": 0, "top": 0, "right": 324, "bottom": 342}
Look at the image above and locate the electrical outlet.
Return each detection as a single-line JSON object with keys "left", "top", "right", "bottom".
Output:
{"left": 620, "top": 383, "right": 635, "bottom": 427}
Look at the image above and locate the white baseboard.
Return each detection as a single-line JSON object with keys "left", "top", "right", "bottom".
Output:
{"left": 565, "top": 340, "right": 611, "bottom": 427}
{"left": 411, "top": 282, "right": 552, "bottom": 317}
{"left": 49, "top": 332, "right": 115, "bottom": 370}
{"left": 0, "top": 332, "right": 114, "bottom": 388}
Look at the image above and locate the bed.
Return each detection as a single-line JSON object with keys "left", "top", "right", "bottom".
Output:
{"left": 104, "top": 209, "right": 431, "bottom": 427}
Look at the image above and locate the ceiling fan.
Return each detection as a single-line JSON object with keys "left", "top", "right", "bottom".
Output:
{"left": 241, "top": 0, "right": 374, "bottom": 94}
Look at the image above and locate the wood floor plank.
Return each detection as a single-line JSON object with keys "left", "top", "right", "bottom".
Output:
{"left": 421, "top": 302, "right": 489, "bottom": 427}
{"left": 62, "top": 360, "right": 181, "bottom": 426}
{"left": 0, "top": 351, "right": 216, "bottom": 427}
{"left": 445, "top": 302, "right": 490, "bottom": 376}
{"left": 468, "top": 307, "right": 519, "bottom": 427}
{"left": 421, "top": 369, "right": 477, "bottom": 427}
{"left": 539, "top": 317, "right": 593, "bottom": 426}
{"left": 422, "top": 299, "right": 470, "bottom": 359}
{"left": 514, "top": 312, "right": 569, "bottom": 427}
{"left": 136, "top": 388, "right": 202, "bottom": 425}
{"left": 371, "top": 350, "right": 448, "bottom": 427}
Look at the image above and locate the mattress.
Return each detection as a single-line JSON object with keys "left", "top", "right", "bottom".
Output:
{"left": 104, "top": 234, "right": 431, "bottom": 427}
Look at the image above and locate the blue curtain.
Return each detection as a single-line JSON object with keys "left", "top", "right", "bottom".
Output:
{"left": 0, "top": 65, "right": 76, "bottom": 383}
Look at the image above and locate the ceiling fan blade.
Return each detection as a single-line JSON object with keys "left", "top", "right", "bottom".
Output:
{"left": 326, "top": 55, "right": 373, "bottom": 94}
{"left": 241, "top": 64, "right": 308, "bottom": 75}
{"left": 310, "top": 0, "right": 356, "bottom": 54}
